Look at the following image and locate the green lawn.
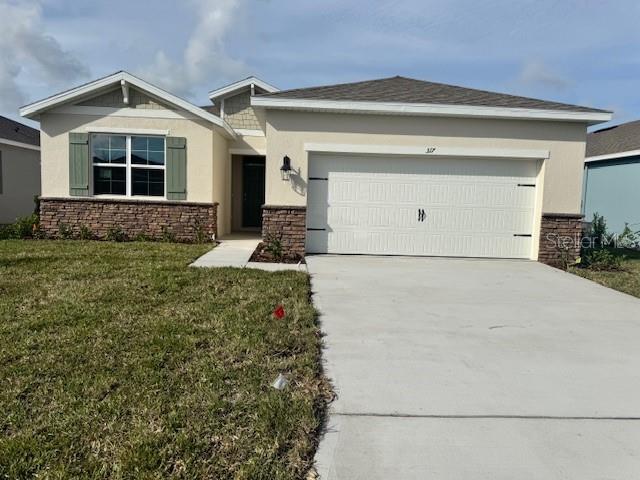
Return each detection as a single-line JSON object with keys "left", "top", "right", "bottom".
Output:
{"left": 570, "top": 250, "right": 640, "bottom": 298}
{"left": 0, "top": 240, "right": 328, "bottom": 479}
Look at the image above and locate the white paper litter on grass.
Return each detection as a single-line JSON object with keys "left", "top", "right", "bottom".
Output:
{"left": 271, "top": 373, "right": 289, "bottom": 390}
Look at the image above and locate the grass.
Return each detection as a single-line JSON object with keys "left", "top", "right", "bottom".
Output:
{"left": 0, "top": 240, "right": 328, "bottom": 479}
{"left": 569, "top": 249, "right": 640, "bottom": 298}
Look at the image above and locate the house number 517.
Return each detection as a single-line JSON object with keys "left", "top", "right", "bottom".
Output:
{"left": 425, "top": 147, "right": 436, "bottom": 153}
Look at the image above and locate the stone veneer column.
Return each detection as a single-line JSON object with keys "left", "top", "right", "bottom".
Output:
{"left": 39, "top": 197, "right": 217, "bottom": 242}
{"left": 261, "top": 205, "right": 306, "bottom": 258}
{"left": 538, "top": 213, "right": 584, "bottom": 267}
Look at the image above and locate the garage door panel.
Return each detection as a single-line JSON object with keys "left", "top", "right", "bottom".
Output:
{"left": 307, "top": 154, "right": 538, "bottom": 259}
{"left": 469, "top": 208, "right": 533, "bottom": 231}
{"left": 330, "top": 177, "right": 533, "bottom": 209}
{"left": 328, "top": 206, "right": 422, "bottom": 230}
{"left": 400, "top": 206, "right": 534, "bottom": 234}
{"left": 394, "top": 183, "right": 421, "bottom": 203}
{"left": 306, "top": 177, "right": 328, "bottom": 231}
{"left": 310, "top": 231, "right": 533, "bottom": 259}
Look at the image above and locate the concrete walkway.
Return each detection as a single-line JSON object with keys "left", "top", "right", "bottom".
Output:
{"left": 190, "top": 234, "right": 307, "bottom": 271}
{"left": 308, "top": 255, "right": 640, "bottom": 479}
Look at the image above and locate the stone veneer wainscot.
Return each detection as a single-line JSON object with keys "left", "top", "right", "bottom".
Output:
{"left": 39, "top": 197, "right": 217, "bottom": 242}
{"left": 538, "top": 213, "right": 584, "bottom": 267}
{"left": 261, "top": 205, "right": 306, "bottom": 258}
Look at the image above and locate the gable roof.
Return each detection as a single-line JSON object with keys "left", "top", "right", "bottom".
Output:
{"left": 252, "top": 76, "right": 612, "bottom": 124}
{"left": 586, "top": 120, "right": 640, "bottom": 161}
{"left": 19, "top": 71, "right": 236, "bottom": 138}
{"left": 208, "top": 76, "right": 279, "bottom": 101}
{"left": 199, "top": 104, "right": 220, "bottom": 116}
{"left": 0, "top": 116, "right": 40, "bottom": 149}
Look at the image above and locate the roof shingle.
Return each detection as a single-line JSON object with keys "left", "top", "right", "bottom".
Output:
{"left": 0, "top": 116, "right": 40, "bottom": 147}
{"left": 258, "top": 76, "right": 608, "bottom": 114}
{"left": 586, "top": 120, "right": 640, "bottom": 158}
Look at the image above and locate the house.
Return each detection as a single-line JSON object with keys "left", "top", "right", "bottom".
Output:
{"left": 19, "top": 71, "right": 611, "bottom": 264}
{"left": 584, "top": 120, "right": 640, "bottom": 234}
{"left": 0, "top": 116, "right": 40, "bottom": 224}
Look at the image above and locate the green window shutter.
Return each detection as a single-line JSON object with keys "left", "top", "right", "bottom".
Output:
{"left": 69, "top": 132, "right": 89, "bottom": 196}
{"left": 166, "top": 137, "right": 187, "bottom": 200}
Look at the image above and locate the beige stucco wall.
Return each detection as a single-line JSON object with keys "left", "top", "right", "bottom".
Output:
{"left": 39, "top": 111, "right": 219, "bottom": 204}
{"left": 0, "top": 143, "right": 41, "bottom": 223}
{"left": 212, "top": 129, "right": 230, "bottom": 236}
{"left": 263, "top": 110, "right": 587, "bottom": 215}
{"left": 229, "top": 134, "right": 266, "bottom": 155}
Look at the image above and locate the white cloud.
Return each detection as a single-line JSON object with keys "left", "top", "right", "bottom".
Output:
{"left": 517, "top": 60, "right": 571, "bottom": 91}
{"left": 0, "top": 1, "right": 89, "bottom": 114}
{"left": 138, "top": 0, "right": 247, "bottom": 98}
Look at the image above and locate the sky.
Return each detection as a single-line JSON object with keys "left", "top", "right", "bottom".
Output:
{"left": 2, "top": 0, "right": 639, "bottom": 130}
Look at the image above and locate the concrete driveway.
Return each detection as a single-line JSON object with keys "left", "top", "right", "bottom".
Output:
{"left": 307, "top": 255, "right": 640, "bottom": 479}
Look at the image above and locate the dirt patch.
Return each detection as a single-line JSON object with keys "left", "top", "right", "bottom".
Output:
{"left": 249, "top": 242, "right": 306, "bottom": 264}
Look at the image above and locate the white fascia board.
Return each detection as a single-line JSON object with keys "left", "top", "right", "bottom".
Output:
{"left": 0, "top": 138, "right": 40, "bottom": 151}
{"left": 19, "top": 71, "right": 236, "bottom": 139}
{"left": 229, "top": 147, "right": 266, "bottom": 156}
{"left": 304, "top": 142, "right": 550, "bottom": 160}
{"left": 208, "top": 76, "right": 279, "bottom": 100}
{"left": 19, "top": 72, "right": 124, "bottom": 118}
{"left": 233, "top": 128, "right": 265, "bottom": 137}
{"left": 252, "top": 97, "right": 612, "bottom": 124}
{"left": 585, "top": 149, "right": 640, "bottom": 163}
{"left": 84, "top": 126, "right": 170, "bottom": 136}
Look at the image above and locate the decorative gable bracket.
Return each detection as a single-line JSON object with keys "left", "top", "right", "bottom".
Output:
{"left": 121, "top": 79, "right": 129, "bottom": 105}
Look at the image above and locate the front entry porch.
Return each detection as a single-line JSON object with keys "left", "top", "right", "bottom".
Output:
{"left": 231, "top": 155, "right": 265, "bottom": 233}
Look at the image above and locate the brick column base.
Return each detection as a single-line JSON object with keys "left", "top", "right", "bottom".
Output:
{"left": 538, "top": 213, "right": 583, "bottom": 267}
{"left": 261, "top": 205, "right": 306, "bottom": 258}
{"left": 39, "top": 197, "right": 217, "bottom": 242}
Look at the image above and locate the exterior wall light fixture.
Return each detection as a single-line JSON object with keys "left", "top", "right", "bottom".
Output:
{"left": 280, "top": 155, "right": 292, "bottom": 181}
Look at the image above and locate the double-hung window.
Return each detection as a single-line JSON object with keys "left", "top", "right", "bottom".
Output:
{"left": 91, "top": 133, "right": 165, "bottom": 197}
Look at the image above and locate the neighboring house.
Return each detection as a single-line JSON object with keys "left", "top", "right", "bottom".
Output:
{"left": 0, "top": 116, "right": 40, "bottom": 224}
{"left": 20, "top": 71, "right": 611, "bottom": 265}
{"left": 584, "top": 120, "right": 640, "bottom": 234}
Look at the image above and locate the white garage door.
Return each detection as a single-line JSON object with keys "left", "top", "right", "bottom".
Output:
{"left": 306, "top": 153, "right": 538, "bottom": 258}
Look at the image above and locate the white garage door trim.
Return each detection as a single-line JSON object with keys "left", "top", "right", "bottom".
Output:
{"left": 307, "top": 151, "right": 541, "bottom": 259}
{"left": 304, "top": 142, "right": 550, "bottom": 160}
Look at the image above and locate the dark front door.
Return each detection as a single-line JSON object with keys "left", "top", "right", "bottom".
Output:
{"left": 242, "top": 157, "right": 265, "bottom": 228}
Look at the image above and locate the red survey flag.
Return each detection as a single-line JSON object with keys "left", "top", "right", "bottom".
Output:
{"left": 273, "top": 305, "right": 285, "bottom": 319}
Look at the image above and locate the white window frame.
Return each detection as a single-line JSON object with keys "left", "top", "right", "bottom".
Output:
{"left": 90, "top": 133, "right": 167, "bottom": 200}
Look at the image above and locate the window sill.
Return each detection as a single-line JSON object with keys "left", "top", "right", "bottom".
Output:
{"left": 41, "top": 196, "right": 219, "bottom": 207}
{"left": 92, "top": 194, "right": 167, "bottom": 201}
